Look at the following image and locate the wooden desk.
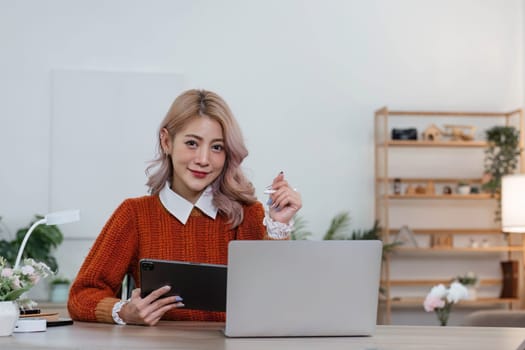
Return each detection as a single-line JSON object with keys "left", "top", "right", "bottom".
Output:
{"left": 1, "top": 321, "right": 524, "bottom": 350}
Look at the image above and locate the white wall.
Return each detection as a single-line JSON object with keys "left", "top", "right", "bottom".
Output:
{"left": 0, "top": 0, "right": 523, "bottom": 323}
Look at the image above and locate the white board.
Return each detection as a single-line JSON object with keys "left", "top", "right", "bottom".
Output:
{"left": 50, "top": 70, "right": 186, "bottom": 238}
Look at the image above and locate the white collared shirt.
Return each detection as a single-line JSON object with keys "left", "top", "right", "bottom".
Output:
{"left": 159, "top": 182, "right": 217, "bottom": 224}
{"left": 158, "top": 182, "right": 292, "bottom": 239}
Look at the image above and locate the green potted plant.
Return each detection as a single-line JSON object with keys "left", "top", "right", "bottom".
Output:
{"left": 482, "top": 126, "right": 522, "bottom": 221}
{"left": 49, "top": 276, "right": 71, "bottom": 303}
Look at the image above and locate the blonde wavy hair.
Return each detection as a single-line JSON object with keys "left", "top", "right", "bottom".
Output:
{"left": 146, "top": 89, "right": 256, "bottom": 228}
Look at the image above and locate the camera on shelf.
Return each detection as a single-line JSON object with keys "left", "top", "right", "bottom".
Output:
{"left": 391, "top": 128, "right": 418, "bottom": 140}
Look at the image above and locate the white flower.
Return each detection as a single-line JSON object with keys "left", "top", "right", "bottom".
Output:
{"left": 447, "top": 281, "right": 469, "bottom": 303}
{"left": 1, "top": 268, "right": 13, "bottom": 278}
{"left": 20, "top": 265, "right": 35, "bottom": 275}
{"left": 11, "top": 275, "right": 21, "bottom": 289}
{"left": 0, "top": 256, "right": 54, "bottom": 302}
{"left": 428, "top": 284, "right": 447, "bottom": 299}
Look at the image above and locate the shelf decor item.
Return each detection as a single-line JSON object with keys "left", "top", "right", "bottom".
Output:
{"left": 391, "top": 128, "right": 417, "bottom": 140}
{"left": 499, "top": 260, "right": 519, "bottom": 298}
{"left": 422, "top": 124, "right": 442, "bottom": 141}
{"left": 423, "top": 282, "right": 469, "bottom": 326}
{"left": 457, "top": 181, "right": 471, "bottom": 195}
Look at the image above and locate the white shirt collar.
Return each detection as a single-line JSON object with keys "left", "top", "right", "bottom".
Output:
{"left": 159, "top": 182, "right": 218, "bottom": 224}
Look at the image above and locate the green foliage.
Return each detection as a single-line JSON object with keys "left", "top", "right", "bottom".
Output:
{"left": 290, "top": 216, "right": 312, "bottom": 240}
{"left": 50, "top": 276, "right": 71, "bottom": 285}
{"left": 291, "top": 212, "right": 401, "bottom": 257}
{"left": 482, "top": 126, "right": 522, "bottom": 222}
{"left": 455, "top": 273, "right": 478, "bottom": 286}
{"left": 483, "top": 126, "right": 521, "bottom": 194}
{"left": 0, "top": 215, "right": 63, "bottom": 272}
{"left": 322, "top": 212, "right": 351, "bottom": 240}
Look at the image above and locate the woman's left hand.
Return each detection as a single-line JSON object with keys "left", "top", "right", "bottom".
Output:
{"left": 267, "top": 172, "right": 302, "bottom": 224}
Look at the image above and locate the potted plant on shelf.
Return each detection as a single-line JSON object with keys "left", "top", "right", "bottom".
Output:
{"left": 482, "top": 126, "right": 522, "bottom": 221}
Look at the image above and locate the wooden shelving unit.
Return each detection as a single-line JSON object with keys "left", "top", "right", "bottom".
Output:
{"left": 374, "top": 108, "right": 525, "bottom": 324}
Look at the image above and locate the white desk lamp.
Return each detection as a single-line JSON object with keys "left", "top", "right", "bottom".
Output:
{"left": 501, "top": 175, "right": 525, "bottom": 233}
{"left": 14, "top": 209, "right": 80, "bottom": 269}
{"left": 500, "top": 175, "right": 525, "bottom": 302}
{"left": 13, "top": 209, "right": 79, "bottom": 333}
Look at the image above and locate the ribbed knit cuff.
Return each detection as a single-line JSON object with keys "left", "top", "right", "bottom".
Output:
{"left": 95, "top": 297, "right": 121, "bottom": 324}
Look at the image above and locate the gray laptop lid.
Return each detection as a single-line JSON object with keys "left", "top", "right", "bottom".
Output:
{"left": 225, "top": 240, "right": 382, "bottom": 337}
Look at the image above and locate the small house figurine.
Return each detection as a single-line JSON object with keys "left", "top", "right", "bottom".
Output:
{"left": 422, "top": 124, "right": 443, "bottom": 141}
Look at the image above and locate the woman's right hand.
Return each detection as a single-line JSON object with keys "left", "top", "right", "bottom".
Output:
{"left": 119, "top": 286, "right": 184, "bottom": 326}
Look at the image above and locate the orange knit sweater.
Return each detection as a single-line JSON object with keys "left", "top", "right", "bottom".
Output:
{"left": 67, "top": 195, "right": 267, "bottom": 323}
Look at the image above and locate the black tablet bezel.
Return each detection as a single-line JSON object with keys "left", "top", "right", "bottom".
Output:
{"left": 139, "top": 258, "right": 227, "bottom": 312}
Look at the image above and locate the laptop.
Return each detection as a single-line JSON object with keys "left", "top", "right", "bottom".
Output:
{"left": 224, "top": 240, "right": 382, "bottom": 337}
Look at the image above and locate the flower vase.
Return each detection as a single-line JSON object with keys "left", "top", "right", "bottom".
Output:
{"left": 435, "top": 303, "right": 451, "bottom": 326}
{"left": 0, "top": 301, "right": 19, "bottom": 336}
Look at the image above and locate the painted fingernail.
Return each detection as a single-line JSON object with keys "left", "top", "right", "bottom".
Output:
{"left": 267, "top": 198, "right": 273, "bottom": 206}
{"left": 176, "top": 302, "right": 185, "bottom": 308}
{"left": 175, "top": 296, "right": 183, "bottom": 302}
{"left": 164, "top": 285, "right": 171, "bottom": 290}
{"left": 279, "top": 171, "right": 284, "bottom": 175}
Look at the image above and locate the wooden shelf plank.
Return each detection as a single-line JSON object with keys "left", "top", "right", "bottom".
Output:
{"left": 386, "top": 110, "right": 514, "bottom": 117}
{"left": 387, "top": 194, "right": 495, "bottom": 199}
{"left": 390, "top": 247, "right": 523, "bottom": 254}
{"left": 385, "top": 297, "right": 518, "bottom": 307}
{"left": 377, "top": 177, "right": 483, "bottom": 183}
{"left": 379, "top": 140, "right": 488, "bottom": 147}
{"left": 383, "top": 279, "right": 501, "bottom": 287}
{"left": 387, "top": 228, "right": 502, "bottom": 235}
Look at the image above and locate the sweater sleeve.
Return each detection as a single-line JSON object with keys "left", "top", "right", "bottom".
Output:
{"left": 67, "top": 199, "right": 139, "bottom": 323}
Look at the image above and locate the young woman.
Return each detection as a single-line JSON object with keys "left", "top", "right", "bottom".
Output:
{"left": 67, "top": 89, "right": 302, "bottom": 326}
